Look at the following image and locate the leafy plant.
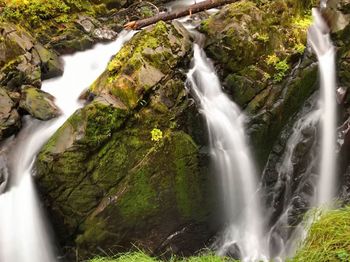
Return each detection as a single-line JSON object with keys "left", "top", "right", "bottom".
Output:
{"left": 151, "top": 128, "right": 163, "bottom": 142}
{"left": 266, "top": 54, "right": 279, "bottom": 65}
{"left": 255, "top": 33, "right": 269, "bottom": 43}
{"left": 293, "top": 15, "right": 312, "bottom": 29}
{"left": 266, "top": 55, "right": 290, "bottom": 82}
{"left": 294, "top": 43, "right": 306, "bottom": 54}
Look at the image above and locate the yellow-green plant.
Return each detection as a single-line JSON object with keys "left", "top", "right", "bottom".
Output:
{"left": 151, "top": 128, "right": 163, "bottom": 142}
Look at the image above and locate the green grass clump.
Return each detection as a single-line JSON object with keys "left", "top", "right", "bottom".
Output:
{"left": 89, "top": 251, "right": 233, "bottom": 262}
{"left": 89, "top": 252, "right": 159, "bottom": 262}
{"left": 292, "top": 206, "right": 350, "bottom": 262}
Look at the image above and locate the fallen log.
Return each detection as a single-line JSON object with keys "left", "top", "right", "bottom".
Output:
{"left": 124, "top": 0, "right": 237, "bottom": 30}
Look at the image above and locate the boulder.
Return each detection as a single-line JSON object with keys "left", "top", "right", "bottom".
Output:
{"left": 19, "top": 86, "right": 60, "bottom": 121}
{"left": 36, "top": 21, "right": 213, "bottom": 260}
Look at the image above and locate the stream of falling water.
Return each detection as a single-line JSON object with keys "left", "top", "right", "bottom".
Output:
{"left": 0, "top": 31, "right": 134, "bottom": 262}
{"left": 186, "top": 33, "right": 268, "bottom": 261}
{"left": 264, "top": 6, "right": 338, "bottom": 261}
{"left": 308, "top": 8, "right": 337, "bottom": 206}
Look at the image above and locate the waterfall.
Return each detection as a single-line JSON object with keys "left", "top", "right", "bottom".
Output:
{"left": 263, "top": 7, "right": 338, "bottom": 260}
{"left": 0, "top": 31, "right": 134, "bottom": 262}
{"left": 308, "top": 8, "right": 337, "bottom": 206}
{"left": 264, "top": 101, "right": 321, "bottom": 260}
{"left": 186, "top": 35, "right": 267, "bottom": 261}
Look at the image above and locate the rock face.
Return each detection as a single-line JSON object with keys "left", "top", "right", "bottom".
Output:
{"left": 200, "top": 0, "right": 318, "bottom": 167}
{"left": 36, "top": 21, "right": 213, "bottom": 260}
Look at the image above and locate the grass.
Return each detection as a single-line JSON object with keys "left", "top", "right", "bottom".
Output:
{"left": 88, "top": 251, "right": 235, "bottom": 262}
{"left": 292, "top": 206, "right": 350, "bottom": 262}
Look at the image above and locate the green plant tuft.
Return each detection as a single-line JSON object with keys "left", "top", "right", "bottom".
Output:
{"left": 292, "top": 206, "right": 350, "bottom": 262}
{"left": 151, "top": 128, "right": 163, "bottom": 142}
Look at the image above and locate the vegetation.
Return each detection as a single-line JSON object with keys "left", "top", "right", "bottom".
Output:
{"left": 0, "top": 0, "right": 93, "bottom": 26}
{"left": 292, "top": 207, "right": 350, "bottom": 262}
{"left": 265, "top": 55, "right": 290, "bottom": 82}
{"left": 151, "top": 128, "right": 163, "bottom": 142}
{"left": 89, "top": 251, "right": 234, "bottom": 262}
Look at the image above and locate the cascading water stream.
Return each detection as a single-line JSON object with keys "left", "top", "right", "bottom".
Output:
{"left": 0, "top": 31, "right": 134, "bottom": 262}
{"left": 263, "top": 6, "right": 338, "bottom": 260}
{"left": 265, "top": 104, "right": 321, "bottom": 260}
{"left": 186, "top": 33, "right": 267, "bottom": 261}
{"left": 308, "top": 8, "right": 337, "bottom": 206}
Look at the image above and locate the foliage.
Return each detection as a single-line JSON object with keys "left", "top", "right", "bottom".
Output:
{"left": 151, "top": 128, "right": 163, "bottom": 142}
{"left": 255, "top": 33, "right": 269, "bottom": 43}
{"left": 292, "top": 206, "right": 350, "bottom": 262}
{"left": 0, "top": 0, "right": 92, "bottom": 26}
{"left": 89, "top": 251, "right": 234, "bottom": 262}
{"left": 273, "top": 59, "right": 290, "bottom": 82}
{"left": 292, "top": 15, "right": 313, "bottom": 29}
{"left": 265, "top": 55, "right": 290, "bottom": 82}
{"left": 294, "top": 43, "right": 306, "bottom": 54}
{"left": 266, "top": 54, "right": 280, "bottom": 65}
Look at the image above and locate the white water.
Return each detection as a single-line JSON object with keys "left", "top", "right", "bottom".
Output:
{"left": 187, "top": 40, "right": 267, "bottom": 261}
{"left": 0, "top": 30, "right": 134, "bottom": 262}
{"left": 308, "top": 8, "right": 337, "bottom": 206}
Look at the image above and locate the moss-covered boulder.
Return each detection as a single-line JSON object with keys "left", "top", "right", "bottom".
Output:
{"left": 200, "top": 0, "right": 318, "bottom": 167}
{"left": 36, "top": 21, "right": 213, "bottom": 260}
{"left": 91, "top": 21, "right": 191, "bottom": 109}
{"left": 19, "top": 86, "right": 60, "bottom": 120}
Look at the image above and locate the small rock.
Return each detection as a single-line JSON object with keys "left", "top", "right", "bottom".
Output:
{"left": 92, "top": 27, "right": 117, "bottom": 41}
{"left": 0, "top": 87, "right": 21, "bottom": 140}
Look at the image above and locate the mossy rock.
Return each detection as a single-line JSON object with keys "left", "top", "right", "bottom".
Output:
{"left": 19, "top": 86, "right": 60, "bottom": 120}
{"left": 90, "top": 21, "right": 191, "bottom": 109}
{"left": 35, "top": 24, "right": 212, "bottom": 259}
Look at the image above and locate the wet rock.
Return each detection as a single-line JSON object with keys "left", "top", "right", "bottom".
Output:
{"left": 19, "top": 86, "right": 60, "bottom": 121}
{"left": 225, "top": 243, "right": 242, "bottom": 260}
{"left": 0, "top": 87, "right": 21, "bottom": 140}
{"left": 92, "top": 27, "right": 117, "bottom": 41}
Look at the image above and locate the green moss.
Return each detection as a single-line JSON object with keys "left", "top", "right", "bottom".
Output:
{"left": 92, "top": 21, "right": 190, "bottom": 109}
{"left": 0, "top": 0, "right": 97, "bottom": 27}
{"left": 76, "top": 217, "right": 109, "bottom": 246}
{"left": 118, "top": 168, "right": 158, "bottom": 222}
{"left": 172, "top": 132, "right": 203, "bottom": 219}
{"left": 292, "top": 207, "right": 350, "bottom": 262}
